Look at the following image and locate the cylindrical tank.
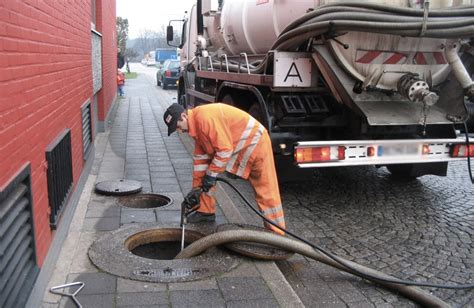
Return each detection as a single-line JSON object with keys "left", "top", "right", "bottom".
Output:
{"left": 204, "top": 0, "right": 468, "bottom": 89}
{"left": 205, "top": 0, "right": 319, "bottom": 55}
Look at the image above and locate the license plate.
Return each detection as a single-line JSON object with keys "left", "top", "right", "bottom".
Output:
{"left": 379, "top": 144, "right": 419, "bottom": 157}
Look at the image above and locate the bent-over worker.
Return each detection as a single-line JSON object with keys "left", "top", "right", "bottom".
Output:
{"left": 163, "top": 103, "right": 286, "bottom": 235}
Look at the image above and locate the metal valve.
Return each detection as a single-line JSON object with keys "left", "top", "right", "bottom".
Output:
{"left": 397, "top": 73, "right": 439, "bottom": 106}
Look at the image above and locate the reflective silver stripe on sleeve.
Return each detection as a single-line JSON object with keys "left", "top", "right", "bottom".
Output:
{"left": 236, "top": 124, "right": 264, "bottom": 177}
{"left": 206, "top": 170, "right": 219, "bottom": 177}
{"left": 212, "top": 158, "right": 227, "bottom": 168}
{"left": 261, "top": 205, "right": 283, "bottom": 216}
{"left": 216, "top": 150, "right": 233, "bottom": 159}
{"left": 226, "top": 117, "right": 255, "bottom": 172}
{"left": 193, "top": 154, "right": 210, "bottom": 160}
{"left": 193, "top": 164, "right": 208, "bottom": 172}
{"left": 268, "top": 216, "right": 285, "bottom": 225}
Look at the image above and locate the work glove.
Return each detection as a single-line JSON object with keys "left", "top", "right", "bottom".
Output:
{"left": 201, "top": 174, "right": 217, "bottom": 192}
{"left": 184, "top": 188, "right": 202, "bottom": 210}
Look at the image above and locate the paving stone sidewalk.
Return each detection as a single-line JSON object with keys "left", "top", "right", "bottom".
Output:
{"left": 39, "top": 68, "right": 303, "bottom": 308}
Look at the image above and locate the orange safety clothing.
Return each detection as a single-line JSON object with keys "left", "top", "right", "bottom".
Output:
{"left": 188, "top": 103, "right": 285, "bottom": 235}
{"left": 117, "top": 72, "right": 125, "bottom": 85}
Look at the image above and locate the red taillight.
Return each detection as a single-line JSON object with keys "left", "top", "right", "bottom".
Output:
{"left": 295, "top": 146, "right": 345, "bottom": 163}
{"left": 451, "top": 144, "right": 474, "bottom": 157}
{"left": 338, "top": 146, "right": 345, "bottom": 160}
{"left": 422, "top": 144, "right": 430, "bottom": 155}
{"left": 165, "top": 70, "right": 172, "bottom": 77}
{"left": 367, "top": 146, "right": 375, "bottom": 157}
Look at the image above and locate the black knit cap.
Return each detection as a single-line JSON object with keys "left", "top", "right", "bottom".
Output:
{"left": 163, "top": 103, "right": 185, "bottom": 136}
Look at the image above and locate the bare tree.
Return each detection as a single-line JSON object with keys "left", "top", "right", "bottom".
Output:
{"left": 116, "top": 17, "right": 129, "bottom": 53}
{"left": 129, "top": 26, "right": 182, "bottom": 61}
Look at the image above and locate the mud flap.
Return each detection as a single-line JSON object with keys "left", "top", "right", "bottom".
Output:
{"left": 387, "top": 162, "right": 448, "bottom": 178}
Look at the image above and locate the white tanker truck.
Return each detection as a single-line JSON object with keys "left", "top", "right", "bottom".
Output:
{"left": 167, "top": 0, "right": 474, "bottom": 178}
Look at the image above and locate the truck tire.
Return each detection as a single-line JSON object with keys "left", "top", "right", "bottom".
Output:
{"left": 221, "top": 94, "right": 235, "bottom": 106}
{"left": 248, "top": 102, "right": 263, "bottom": 124}
{"left": 466, "top": 101, "right": 474, "bottom": 132}
{"left": 162, "top": 81, "right": 168, "bottom": 90}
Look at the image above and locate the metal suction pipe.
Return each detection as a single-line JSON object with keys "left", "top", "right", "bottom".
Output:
{"left": 445, "top": 41, "right": 474, "bottom": 99}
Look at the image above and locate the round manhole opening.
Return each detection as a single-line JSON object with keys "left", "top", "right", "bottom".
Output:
{"left": 118, "top": 194, "right": 172, "bottom": 209}
{"left": 125, "top": 228, "right": 203, "bottom": 260}
{"left": 89, "top": 224, "right": 241, "bottom": 282}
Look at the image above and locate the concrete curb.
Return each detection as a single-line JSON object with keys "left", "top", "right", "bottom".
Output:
{"left": 178, "top": 132, "right": 304, "bottom": 308}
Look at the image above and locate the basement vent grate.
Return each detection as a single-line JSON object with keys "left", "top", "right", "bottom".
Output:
{"left": 81, "top": 101, "right": 93, "bottom": 158}
{"left": 46, "top": 129, "right": 73, "bottom": 229}
{"left": 0, "top": 165, "right": 39, "bottom": 308}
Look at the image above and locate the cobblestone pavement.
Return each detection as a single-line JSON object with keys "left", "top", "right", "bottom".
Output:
{"left": 226, "top": 161, "right": 474, "bottom": 307}
{"left": 135, "top": 64, "right": 473, "bottom": 306}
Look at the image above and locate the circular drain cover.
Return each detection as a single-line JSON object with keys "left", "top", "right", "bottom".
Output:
{"left": 95, "top": 179, "right": 142, "bottom": 196}
{"left": 216, "top": 223, "right": 293, "bottom": 260}
{"left": 88, "top": 224, "right": 241, "bottom": 283}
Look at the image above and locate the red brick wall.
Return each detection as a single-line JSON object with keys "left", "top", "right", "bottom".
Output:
{"left": 0, "top": 0, "right": 116, "bottom": 266}
{"left": 96, "top": 0, "right": 117, "bottom": 121}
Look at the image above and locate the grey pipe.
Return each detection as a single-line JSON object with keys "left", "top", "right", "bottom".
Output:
{"left": 274, "top": 19, "right": 474, "bottom": 50}
{"left": 445, "top": 41, "right": 474, "bottom": 89}
{"left": 176, "top": 230, "right": 449, "bottom": 308}
{"left": 282, "top": 4, "right": 474, "bottom": 34}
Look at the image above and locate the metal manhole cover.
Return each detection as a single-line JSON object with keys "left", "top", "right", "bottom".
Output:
{"left": 88, "top": 224, "right": 241, "bottom": 283}
{"left": 117, "top": 194, "right": 173, "bottom": 209}
{"left": 95, "top": 179, "right": 142, "bottom": 196}
{"left": 216, "top": 223, "right": 293, "bottom": 260}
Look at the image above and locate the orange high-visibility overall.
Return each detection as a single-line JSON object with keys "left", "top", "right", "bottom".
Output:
{"left": 188, "top": 103, "right": 285, "bottom": 235}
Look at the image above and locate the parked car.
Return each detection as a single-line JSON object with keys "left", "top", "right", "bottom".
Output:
{"left": 156, "top": 59, "right": 180, "bottom": 89}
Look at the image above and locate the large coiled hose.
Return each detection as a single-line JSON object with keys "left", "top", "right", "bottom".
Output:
{"left": 212, "top": 3, "right": 474, "bottom": 74}
{"left": 176, "top": 229, "right": 449, "bottom": 307}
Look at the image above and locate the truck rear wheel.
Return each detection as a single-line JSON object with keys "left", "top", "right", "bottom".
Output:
{"left": 248, "top": 102, "right": 264, "bottom": 124}
{"left": 466, "top": 101, "right": 474, "bottom": 132}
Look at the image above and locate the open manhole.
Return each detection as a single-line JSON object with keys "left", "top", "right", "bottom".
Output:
{"left": 89, "top": 224, "right": 241, "bottom": 283}
{"left": 126, "top": 228, "right": 202, "bottom": 260}
{"left": 118, "top": 194, "right": 172, "bottom": 209}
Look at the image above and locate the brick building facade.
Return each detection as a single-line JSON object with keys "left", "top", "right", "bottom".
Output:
{"left": 0, "top": 0, "right": 117, "bottom": 305}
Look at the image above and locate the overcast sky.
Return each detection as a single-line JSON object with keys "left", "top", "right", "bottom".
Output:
{"left": 116, "top": 0, "right": 195, "bottom": 39}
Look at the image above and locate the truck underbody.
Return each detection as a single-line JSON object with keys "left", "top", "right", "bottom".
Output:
{"left": 177, "top": 48, "right": 472, "bottom": 178}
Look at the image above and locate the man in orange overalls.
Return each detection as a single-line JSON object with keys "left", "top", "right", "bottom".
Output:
{"left": 163, "top": 103, "right": 286, "bottom": 235}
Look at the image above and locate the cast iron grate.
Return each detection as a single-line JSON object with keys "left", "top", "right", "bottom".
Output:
{"left": 81, "top": 101, "right": 93, "bottom": 159}
{"left": 46, "top": 129, "right": 73, "bottom": 229}
{"left": 0, "top": 165, "right": 39, "bottom": 308}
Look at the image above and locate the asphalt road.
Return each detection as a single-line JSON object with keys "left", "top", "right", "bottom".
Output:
{"left": 135, "top": 63, "right": 473, "bottom": 307}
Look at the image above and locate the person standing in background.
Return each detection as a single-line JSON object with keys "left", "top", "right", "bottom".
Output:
{"left": 117, "top": 69, "right": 125, "bottom": 97}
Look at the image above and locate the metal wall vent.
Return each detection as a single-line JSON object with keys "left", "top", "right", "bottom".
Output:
{"left": 46, "top": 129, "right": 73, "bottom": 229}
{"left": 0, "top": 165, "right": 39, "bottom": 308}
{"left": 81, "top": 101, "right": 93, "bottom": 158}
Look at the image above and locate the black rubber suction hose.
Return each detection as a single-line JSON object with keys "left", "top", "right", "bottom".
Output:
{"left": 176, "top": 229, "right": 449, "bottom": 307}
{"left": 176, "top": 177, "right": 473, "bottom": 306}
{"left": 213, "top": 177, "right": 474, "bottom": 290}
